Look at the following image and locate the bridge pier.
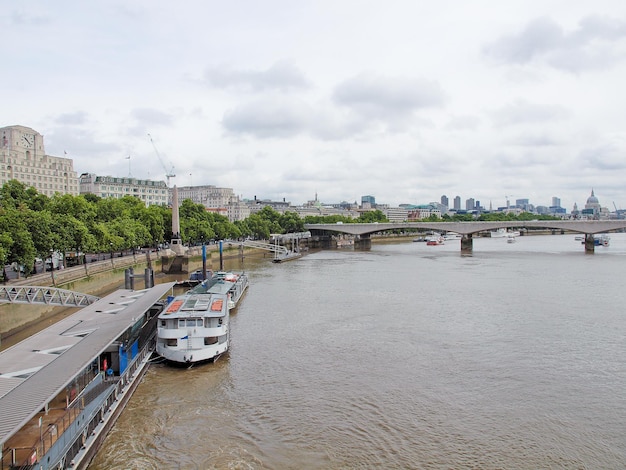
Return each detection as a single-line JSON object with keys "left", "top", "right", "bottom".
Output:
{"left": 354, "top": 234, "right": 371, "bottom": 250}
{"left": 584, "top": 234, "right": 595, "bottom": 254}
{"left": 461, "top": 234, "right": 473, "bottom": 253}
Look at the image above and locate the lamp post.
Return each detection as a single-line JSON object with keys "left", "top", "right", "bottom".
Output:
{"left": 109, "top": 242, "right": 114, "bottom": 266}
{"left": 49, "top": 249, "right": 56, "bottom": 286}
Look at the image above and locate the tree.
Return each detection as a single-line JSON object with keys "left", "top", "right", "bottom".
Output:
{"left": 357, "top": 210, "right": 388, "bottom": 223}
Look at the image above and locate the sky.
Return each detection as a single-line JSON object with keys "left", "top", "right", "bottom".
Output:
{"left": 3, "top": 1, "right": 626, "bottom": 211}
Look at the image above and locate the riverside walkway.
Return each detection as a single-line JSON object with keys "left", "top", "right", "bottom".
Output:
{"left": 304, "top": 220, "right": 626, "bottom": 253}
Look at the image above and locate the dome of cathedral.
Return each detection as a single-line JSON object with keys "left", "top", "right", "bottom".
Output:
{"left": 586, "top": 189, "right": 599, "bottom": 204}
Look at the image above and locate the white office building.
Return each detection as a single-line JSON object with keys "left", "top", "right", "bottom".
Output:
{"left": 79, "top": 173, "right": 168, "bottom": 206}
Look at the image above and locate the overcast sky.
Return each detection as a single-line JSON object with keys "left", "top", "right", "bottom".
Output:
{"left": 3, "top": 1, "right": 626, "bottom": 210}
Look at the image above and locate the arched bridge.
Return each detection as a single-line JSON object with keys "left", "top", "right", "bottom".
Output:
{"left": 0, "top": 286, "right": 99, "bottom": 306}
{"left": 304, "top": 220, "right": 626, "bottom": 253}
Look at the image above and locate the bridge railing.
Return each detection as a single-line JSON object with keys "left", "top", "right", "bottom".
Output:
{"left": 0, "top": 286, "right": 99, "bottom": 306}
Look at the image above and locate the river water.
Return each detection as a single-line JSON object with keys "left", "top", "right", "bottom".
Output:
{"left": 89, "top": 234, "right": 626, "bottom": 469}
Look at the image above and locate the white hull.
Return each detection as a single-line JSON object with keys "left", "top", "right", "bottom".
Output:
{"left": 156, "top": 292, "right": 230, "bottom": 365}
{"left": 491, "top": 228, "right": 521, "bottom": 238}
{"left": 156, "top": 335, "right": 228, "bottom": 364}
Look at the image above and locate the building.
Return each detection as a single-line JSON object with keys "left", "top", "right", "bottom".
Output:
{"left": 440, "top": 195, "right": 449, "bottom": 209}
{"left": 382, "top": 206, "right": 409, "bottom": 222}
{"left": 361, "top": 195, "right": 376, "bottom": 209}
{"left": 465, "top": 198, "right": 475, "bottom": 211}
{"left": 406, "top": 204, "right": 441, "bottom": 220}
{"left": 174, "top": 185, "right": 250, "bottom": 221}
{"left": 453, "top": 196, "right": 461, "bottom": 210}
{"left": 581, "top": 189, "right": 610, "bottom": 219}
{"left": 0, "top": 125, "right": 79, "bottom": 196}
{"left": 79, "top": 173, "right": 168, "bottom": 206}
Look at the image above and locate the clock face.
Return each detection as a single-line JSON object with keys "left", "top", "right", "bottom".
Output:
{"left": 22, "top": 134, "right": 34, "bottom": 148}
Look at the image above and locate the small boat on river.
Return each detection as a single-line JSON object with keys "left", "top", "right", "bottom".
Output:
{"left": 426, "top": 234, "right": 444, "bottom": 246}
{"left": 490, "top": 228, "right": 521, "bottom": 238}
{"left": 580, "top": 234, "right": 610, "bottom": 247}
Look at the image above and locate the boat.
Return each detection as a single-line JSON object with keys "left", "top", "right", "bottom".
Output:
{"left": 507, "top": 234, "right": 516, "bottom": 243}
{"left": 426, "top": 234, "right": 444, "bottom": 246}
{"left": 189, "top": 271, "right": 249, "bottom": 310}
{"left": 156, "top": 287, "right": 230, "bottom": 365}
{"left": 443, "top": 232, "right": 462, "bottom": 241}
{"left": 581, "top": 234, "right": 610, "bottom": 247}
{"left": 0, "top": 282, "right": 174, "bottom": 470}
{"left": 490, "top": 228, "right": 521, "bottom": 238}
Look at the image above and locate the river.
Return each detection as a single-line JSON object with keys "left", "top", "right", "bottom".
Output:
{"left": 88, "top": 234, "right": 626, "bottom": 469}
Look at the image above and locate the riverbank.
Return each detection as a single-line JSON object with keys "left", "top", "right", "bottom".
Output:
{"left": 0, "top": 243, "right": 260, "bottom": 347}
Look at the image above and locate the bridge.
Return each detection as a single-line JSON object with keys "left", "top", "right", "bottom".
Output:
{"left": 0, "top": 286, "right": 99, "bottom": 307}
{"left": 304, "top": 220, "right": 626, "bottom": 253}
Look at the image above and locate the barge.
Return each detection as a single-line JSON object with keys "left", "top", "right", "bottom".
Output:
{"left": 0, "top": 282, "right": 175, "bottom": 470}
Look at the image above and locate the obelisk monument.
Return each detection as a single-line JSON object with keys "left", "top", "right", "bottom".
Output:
{"left": 170, "top": 185, "right": 186, "bottom": 255}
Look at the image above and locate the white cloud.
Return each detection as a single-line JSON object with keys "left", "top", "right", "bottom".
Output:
{"left": 2, "top": 0, "right": 626, "bottom": 210}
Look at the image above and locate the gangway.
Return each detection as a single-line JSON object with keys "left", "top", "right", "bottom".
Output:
{"left": 0, "top": 286, "right": 100, "bottom": 307}
{"left": 240, "top": 240, "right": 289, "bottom": 257}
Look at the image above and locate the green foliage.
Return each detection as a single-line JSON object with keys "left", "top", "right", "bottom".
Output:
{"left": 0, "top": 181, "right": 566, "bottom": 269}
{"left": 356, "top": 210, "right": 389, "bottom": 223}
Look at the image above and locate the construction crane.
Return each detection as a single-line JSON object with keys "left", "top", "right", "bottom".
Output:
{"left": 147, "top": 133, "right": 175, "bottom": 187}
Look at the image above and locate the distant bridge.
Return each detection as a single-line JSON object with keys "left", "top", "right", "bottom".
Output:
{"left": 304, "top": 220, "right": 626, "bottom": 253}
{"left": 0, "top": 286, "right": 99, "bottom": 306}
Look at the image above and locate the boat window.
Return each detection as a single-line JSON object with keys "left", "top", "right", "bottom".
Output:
{"left": 166, "top": 339, "right": 177, "bottom": 346}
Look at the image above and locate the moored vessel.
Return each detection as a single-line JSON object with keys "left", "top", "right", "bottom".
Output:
{"left": 490, "top": 228, "right": 521, "bottom": 238}
{"left": 156, "top": 290, "right": 230, "bottom": 365}
{"left": 189, "top": 271, "right": 249, "bottom": 310}
{"left": 0, "top": 283, "right": 174, "bottom": 470}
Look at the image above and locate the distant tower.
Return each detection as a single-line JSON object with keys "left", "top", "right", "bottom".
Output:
{"left": 441, "top": 195, "right": 449, "bottom": 208}
{"left": 453, "top": 196, "right": 461, "bottom": 210}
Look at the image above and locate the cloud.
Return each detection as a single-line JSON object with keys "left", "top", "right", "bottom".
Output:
{"left": 222, "top": 96, "right": 312, "bottom": 138}
{"left": 579, "top": 143, "right": 626, "bottom": 171}
{"left": 507, "top": 132, "right": 562, "bottom": 147}
{"left": 131, "top": 108, "right": 175, "bottom": 126}
{"left": 204, "top": 60, "right": 310, "bottom": 92}
{"left": 491, "top": 100, "right": 570, "bottom": 127}
{"left": 484, "top": 15, "right": 626, "bottom": 72}
{"left": 53, "top": 112, "right": 89, "bottom": 126}
{"left": 444, "top": 115, "right": 482, "bottom": 131}
{"left": 332, "top": 73, "right": 446, "bottom": 119}
{"left": 221, "top": 96, "right": 371, "bottom": 140}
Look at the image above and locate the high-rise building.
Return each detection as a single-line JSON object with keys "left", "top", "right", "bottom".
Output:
{"left": 0, "top": 125, "right": 79, "bottom": 196}
{"left": 551, "top": 197, "right": 561, "bottom": 208}
{"left": 441, "top": 195, "right": 448, "bottom": 208}
{"left": 465, "top": 198, "right": 475, "bottom": 211}
{"left": 453, "top": 196, "right": 461, "bottom": 210}
{"left": 361, "top": 195, "right": 376, "bottom": 208}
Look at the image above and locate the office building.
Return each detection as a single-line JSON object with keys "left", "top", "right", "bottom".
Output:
{"left": 0, "top": 125, "right": 79, "bottom": 196}
{"left": 79, "top": 173, "right": 168, "bottom": 206}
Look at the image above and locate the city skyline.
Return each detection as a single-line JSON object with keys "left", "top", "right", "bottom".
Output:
{"left": 3, "top": 1, "right": 626, "bottom": 210}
